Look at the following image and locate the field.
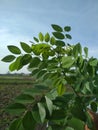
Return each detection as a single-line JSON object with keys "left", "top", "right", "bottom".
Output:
{"left": 0, "top": 74, "right": 34, "bottom": 130}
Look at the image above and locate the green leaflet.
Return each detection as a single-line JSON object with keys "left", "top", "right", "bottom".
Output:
{"left": 64, "top": 26, "right": 71, "bottom": 32}
{"left": 22, "top": 111, "right": 36, "bottom": 130}
{"left": 1, "top": 55, "right": 15, "bottom": 62}
{"left": 46, "top": 88, "right": 58, "bottom": 100}
{"left": 50, "top": 36, "right": 56, "bottom": 45}
{"left": 73, "top": 43, "right": 82, "bottom": 57}
{"left": 9, "top": 56, "right": 23, "bottom": 71}
{"left": 6, "top": 103, "right": 26, "bottom": 115}
{"left": 89, "top": 59, "right": 98, "bottom": 66}
{"left": 51, "top": 24, "right": 63, "bottom": 32}
{"left": 39, "top": 32, "right": 44, "bottom": 41}
{"left": 7, "top": 45, "right": 21, "bottom": 54}
{"left": 37, "top": 103, "right": 46, "bottom": 123}
{"left": 33, "top": 37, "right": 39, "bottom": 42}
{"left": 52, "top": 32, "right": 65, "bottom": 39}
{"left": 31, "top": 68, "right": 40, "bottom": 76}
{"left": 20, "top": 42, "right": 32, "bottom": 53}
{"left": 65, "top": 34, "right": 72, "bottom": 39}
{"left": 15, "top": 94, "right": 34, "bottom": 104}
{"left": 28, "top": 57, "right": 41, "bottom": 68}
{"left": 71, "top": 100, "right": 86, "bottom": 121}
{"left": 49, "top": 109, "right": 66, "bottom": 120}
{"left": 45, "top": 96, "right": 53, "bottom": 115}
{"left": 9, "top": 62, "right": 16, "bottom": 71}
{"left": 45, "top": 33, "right": 50, "bottom": 42}
{"left": 90, "top": 101, "right": 97, "bottom": 112}
{"left": 57, "top": 84, "right": 66, "bottom": 96}
{"left": 9, "top": 118, "right": 24, "bottom": 130}
{"left": 21, "top": 54, "right": 32, "bottom": 65}
{"left": 37, "top": 70, "right": 47, "bottom": 79}
{"left": 55, "top": 40, "right": 65, "bottom": 47}
{"left": 85, "top": 82, "right": 92, "bottom": 93}
{"left": 68, "top": 117, "right": 85, "bottom": 130}
{"left": 32, "top": 105, "right": 41, "bottom": 123}
{"left": 62, "top": 56, "right": 75, "bottom": 68}
{"left": 84, "top": 47, "right": 88, "bottom": 58}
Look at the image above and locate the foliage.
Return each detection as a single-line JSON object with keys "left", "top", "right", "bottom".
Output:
{"left": 2, "top": 24, "right": 98, "bottom": 130}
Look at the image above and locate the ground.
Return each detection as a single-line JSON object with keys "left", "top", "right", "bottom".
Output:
{"left": 0, "top": 74, "right": 34, "bottom": 130}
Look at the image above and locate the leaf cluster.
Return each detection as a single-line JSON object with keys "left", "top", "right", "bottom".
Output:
{"left": 2, "top": 24, "right": 98, "bottom": 130}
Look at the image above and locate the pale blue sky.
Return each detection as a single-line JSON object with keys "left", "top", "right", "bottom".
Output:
{"left": 0, "top": 0, "right": 98, "bottom": 73}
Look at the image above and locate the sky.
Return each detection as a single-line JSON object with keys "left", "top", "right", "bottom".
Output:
{"left": 0, "top": 0, "right": 98, "bottom": 74}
